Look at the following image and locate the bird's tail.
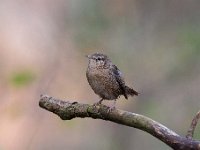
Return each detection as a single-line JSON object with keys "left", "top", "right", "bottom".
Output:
{"left": 125, "top": 86, "right": 139, "bottom": 97}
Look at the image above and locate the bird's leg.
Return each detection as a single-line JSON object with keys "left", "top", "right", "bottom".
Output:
{"left": 93, "top": 98, "right": 104, "bottom": 106}
{"left": 108, "top": 99, "right": 116, "bottom": 113}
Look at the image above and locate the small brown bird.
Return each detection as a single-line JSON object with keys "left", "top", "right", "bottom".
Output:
{"left": 86, "top": 52, "right": 138, "bottom": 109}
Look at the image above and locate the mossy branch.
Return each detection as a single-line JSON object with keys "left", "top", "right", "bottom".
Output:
{"left": 39, "top": 95, "right": 200, "bottom": 150}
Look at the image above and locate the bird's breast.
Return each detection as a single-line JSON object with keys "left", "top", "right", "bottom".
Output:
{"left": 87, "top": 68, "right": 111, "bottom": 83}
{"left": 86, "top": 68, "right": 121, "bottom": 100}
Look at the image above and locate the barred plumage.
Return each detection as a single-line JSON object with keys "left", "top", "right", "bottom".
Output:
{"left": 86, "top": 52, "right": 138, "bottom": 108}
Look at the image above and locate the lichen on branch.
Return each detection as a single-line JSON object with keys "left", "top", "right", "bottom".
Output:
{"left": 39, "top": 95, "right": 200, "bottom": 150}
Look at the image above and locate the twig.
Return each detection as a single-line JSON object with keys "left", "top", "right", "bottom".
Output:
{"left": 186, "top": 111, "right": 200, "bottom": 139}
{"left": 39, "top": 95, "right": 200, "bottom": 150}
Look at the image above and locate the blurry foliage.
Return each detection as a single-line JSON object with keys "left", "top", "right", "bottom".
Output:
{"left": 179, "top": 25, "right": 200, "bottom": 61}
{"left": 9, "top": 70, "right": 36, "bottom": 87}
{"left": 140, "top": 100, "right": 162, "bottom": 119}
{"left": 166, "top": 26, "right": 200, "bottom": 82}
{"left": 182, "top": 27, "right": 200, "bottom": 52}
{"left": 193, "top": 123, "right": 200, "bottom": 140}
{"left": 71, "top": 1, "right": 110, "bottom": 49}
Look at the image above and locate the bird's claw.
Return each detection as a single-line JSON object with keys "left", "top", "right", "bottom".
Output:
{"left": 93, "top": 99, "right": 103, "bottom": 106}
{"left": 93, "top": 102, "right": 101, "bottom": 106}
{"left": 107, "top": 106, "right": 116, "bottom": 113}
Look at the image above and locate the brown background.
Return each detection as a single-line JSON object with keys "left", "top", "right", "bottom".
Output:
{"left": 0, "top": 1, "right": 200, "bottom": 150}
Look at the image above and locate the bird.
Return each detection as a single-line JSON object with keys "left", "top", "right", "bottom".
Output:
{"left": 86, "top": 52, "right": 138, "bottom": 110}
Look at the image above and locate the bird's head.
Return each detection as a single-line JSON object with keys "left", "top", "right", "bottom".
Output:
{"left": 86, "top": 53, "right": 110, "bottom": 68}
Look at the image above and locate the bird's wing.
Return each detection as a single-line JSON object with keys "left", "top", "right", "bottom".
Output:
{"left": 112, "top": 65, "right": 128, "bottom": 99}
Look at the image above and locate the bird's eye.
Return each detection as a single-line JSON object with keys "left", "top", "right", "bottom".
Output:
{"left": 97, "top": 57, "right": 101, "bottom": 61}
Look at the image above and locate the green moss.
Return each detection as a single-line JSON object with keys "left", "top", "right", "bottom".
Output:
{"left": 9, "top": 70, "right": 36, "bottom": 87}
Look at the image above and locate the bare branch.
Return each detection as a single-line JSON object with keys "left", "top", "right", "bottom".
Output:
{"left": 186, "top": 111, "right": 200, "bottom": 139}
{"left": 39, "top": 95, "right": 200, "bottom": 150}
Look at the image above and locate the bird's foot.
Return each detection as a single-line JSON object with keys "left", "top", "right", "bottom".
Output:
{"left": 107, "top": 100, "right": 116, "bottom": 113}
{"left": 93, "top": 99, "right": 103, "bottom": 106}
{"left": 107, "top": 106, "right": 116, "bottom": 113}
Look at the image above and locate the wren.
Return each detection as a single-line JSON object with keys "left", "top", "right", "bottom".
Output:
{"left": 86, "top": 52, "right": 138, "bottom": 109}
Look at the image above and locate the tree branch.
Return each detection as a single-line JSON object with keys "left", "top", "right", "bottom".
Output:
{"left": 186, "top": 111, "right": 200, "bottom": 139}
{"left": 39, "top": 95, "right": 200, "bottom": 150}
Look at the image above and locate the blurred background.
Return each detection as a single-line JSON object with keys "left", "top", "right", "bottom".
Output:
{"left": 0, "top": 0, "right": 200, "bottom": 149}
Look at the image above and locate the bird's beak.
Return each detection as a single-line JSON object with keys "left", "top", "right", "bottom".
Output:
{"left": 85, "top": 55, "right": 91, "bottom": 59}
